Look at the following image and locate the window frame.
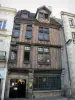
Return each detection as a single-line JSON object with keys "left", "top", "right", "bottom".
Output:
{"left": 39, "top": 12, "right": 49, "bottom": 19}
{"left": 25, "top": 24, "right": 32, "bottom": 39}
{"left": 72, "top": 32, "right": 75, "bottom": 43}
{"left": 23, "top": 46, "right": 31, "bottom": 63}
{"left": 38, "top": 27, "right": 49, "bottom": 41}
{"left": 38, "top": 47, "right": 50, "bottom": 64}
{"left": 0, "top": 20, "right": 7, "bottom": 30}
{"left": 33, "top": 74, "right": 61, "bottom": 90}
{"left": 10, "top": 50, "right": 17, "bottom": 62}
{"left": 13, "top": 29, "right": 20, "bottom": 38}
{"left": 21, "top": 13, "right": 28, "bottom": 19}
{"left": 69, "top": 18, "right": 74, "bottom": 27}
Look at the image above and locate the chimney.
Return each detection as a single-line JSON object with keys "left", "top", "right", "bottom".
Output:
{"left": 48, "top": 6, "right": 53, "bottom": 17}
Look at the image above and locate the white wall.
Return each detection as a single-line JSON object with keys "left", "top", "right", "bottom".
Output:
{"left": 61, "top": 13, "right": 75, "bottom": 97}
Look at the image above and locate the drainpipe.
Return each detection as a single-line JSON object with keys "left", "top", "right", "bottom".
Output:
{"left": 1, "top": 52, "right": 7, "bottom": 100}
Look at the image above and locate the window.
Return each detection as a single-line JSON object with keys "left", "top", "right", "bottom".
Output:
{"left": 13, "top": 29, "right": 20, "bottom": 37}
{"left": 21, "top": 13, "right": 28, "bottom": 19}
{"left": 33, "top": 75, "right": 61, "bottom": 90}
{"left": 25, "top": 25, "right": 32, "bottom": 39}
{"left": 38, "top": 27, "right": 49, "bottom": 41}
{"left": 24, "top": 46, "right": 31, "bottom": 62}
{"left": 0, "top": 51, "right": 6, "bottom": 60}
{"left": 10, "top": 51, "right": 17, "bottom": 61}
{"left": 69, "top": 18, "right": 74, "bottom": 26}
{"left": 38, "top": 47, "right": 50, "bottom": 64}
{"left": 0, "top": 20, "right": 6, "bottom": 30}
{"left": 39, "top": 13, "right": 48, "bottom": 19}
{"left": 72, "top": 32, "right": 75, "bottom": 43}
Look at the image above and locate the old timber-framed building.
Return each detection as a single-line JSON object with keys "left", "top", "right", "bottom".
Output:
{"left": 5, "top": 6, "right": 70, "bottom": 99}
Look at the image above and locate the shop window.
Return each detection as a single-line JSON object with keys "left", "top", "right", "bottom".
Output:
{"left": 33, "top": 75, "right": 61, "bottom": 90}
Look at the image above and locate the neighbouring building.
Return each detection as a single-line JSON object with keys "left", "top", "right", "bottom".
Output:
{"left": 5, "top": 6, "right": 70, "bottom": 99}
{"left": 61, "top": 11, "right": 75, "bottom": 98}
{"left": 0, "top": 5, "right": 16, "bottom": 100}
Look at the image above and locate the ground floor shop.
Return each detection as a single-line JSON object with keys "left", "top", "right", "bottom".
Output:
{"left": 5, "top": 70, "right": 63, "bottom": 99}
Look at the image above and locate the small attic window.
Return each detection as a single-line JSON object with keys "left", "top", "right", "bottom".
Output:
{"left": 39, "top": 12, "right": 48, "bottom": 19}
{"left": 21, "top": 13, "right": 28, "bottom": 19}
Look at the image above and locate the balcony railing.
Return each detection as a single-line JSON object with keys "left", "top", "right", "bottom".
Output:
{"left": 0, "top": 51, "right": 6, "bottom": 61}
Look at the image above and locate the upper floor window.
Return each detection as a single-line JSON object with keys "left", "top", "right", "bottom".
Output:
{"left": 38, "top": 47, "right": 50, "bottom": 64}
{"left": 0, "top": 51, "right": 6, "bottom": 60}
{"left": 13, "top": 29, "right": 20, "bottom": 37}
{"left": 21, "top": 13, "right": 28, "bottom": 19}
{"left": 72, "top": 32, "right": 75, "bottom": 43}
{"left": 24, "top": 46, "right": 31, "bottom": 63}
{"left": 10, "top": 51, "right": 17, "bottom": 61}
{"left": 39, "top": 12, "right": 48, "bottom": 19}
{"left": 38, "top": 27, "right": 49, "bottom": 41}
{"left": 0, "top": 20, "right": 6, "bottom": 30}
{"left": 25, "top": 25, "right": 32, "bottom": 39}
{"left": 69, "top": 18, "right": 74, "bottom": 26}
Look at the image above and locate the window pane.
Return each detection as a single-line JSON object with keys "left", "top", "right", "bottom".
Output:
{"left": 38, "top": 54, "right": 44, "bottom": 62}
{"left": 21, "top": 13, "right": 28, "bottom": 19}
{"left": 44, "top": 54, "right": 50, "bottom": 63}
{"left": 25, "top": 31, "right": 32, "bottom": 39}
{"left": 69, "top": 19, "right": 74, "bottom": 26}
{"left": 13, "top": 30, "right": 20, "bottom": 37}
{"left": 45, "top": 14, "right": 48, "bottom": 19}
{"left": 39, "top": 13, "right": 44, "bottom": 18}
{"left": 44, "top": 33, "right": 49, "bottom": 40}
{"left": 11, "top": 51, "right": 16, "bottom": 60}
{"left": 0, "top": 21, "right": 2, "bottom": 29}
{"left": 38, "top": 47, "right": 43, "bottom": 52}
{"left": 39, "top": 27, "right": 43, "bottom": 33}
{"left": 43, "top": 28, "right": 49, "bottom": 33}
{"left": 25, "top": 46, "right": 30, "bottom": 50}
{"left": 38, "top": 33, "right": 44, "bottom": 40}
{"left": 44, "top": 48, "right": 49, "bottom": 53}
{"left": 2, "top": 21, "right": 6, "bottom": 30}
{"left": 24, "top": 51, "right": 30, "bottom": 61}
{"left": 26, "top": 25, "right": 32, "bottom": 31}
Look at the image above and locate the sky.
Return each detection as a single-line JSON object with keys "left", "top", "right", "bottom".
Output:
{"left": 0, "top": 0, "right": 75, "bottom": 18}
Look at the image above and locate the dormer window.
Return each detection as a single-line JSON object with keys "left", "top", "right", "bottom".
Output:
{"left": 21, "top": 13, "right": 28, "bottom": 19}
{"left": 39, "top": 12, "right": 48, "bottom": 19}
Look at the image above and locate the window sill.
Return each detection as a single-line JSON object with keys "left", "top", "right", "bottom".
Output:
{"left": 70, "top": 25, "right": 75, "bottom": 28}
{"left": 23, "top": 61, "right": 30, "bottom": 64}
{"left": 38, "top": 39, "right": 50, "bottom": 42}
{"left": 33, "top": 90, "right": 61, "bottom": 93}
{"left": 0, "top": 29, "right": 7, "bottom": 32}
{"left": 8, "top": 59, "right": 17, "bottom": 62}
{"left": 38, "top": 62, "right": 50, "bottom": 65}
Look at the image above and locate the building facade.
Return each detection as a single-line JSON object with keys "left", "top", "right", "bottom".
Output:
{"left": 61, "top": 11, "right": 75, "bottom": 98}
{"left": 0, "top": 5, "right": 16, "bottom": 100}
{"left": 5, "top": 6, "right": 70, "bottom": 99}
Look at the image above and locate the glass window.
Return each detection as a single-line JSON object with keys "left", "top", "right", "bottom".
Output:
{"left": 0, "top": 20, "right": 6, "bottom": 30}
{"left": 0, "top": 51, "right": 6, "bottom": 60}
{"left": 13, "top": 29, "right": 20, "bottom": 37}
{"left": 45, "top": 14, "right": 48, "bottom": 19}
{"left": 39, "top": 13, "right": 44, "bottom": 18}
{"left": 10, "top": 51, "right": 17, "bottom": 61}
{"left": 38, "top": 33, "right": 44, "bottom": 40}
{"left": 69, "top": 18, "right": 74, "bottom": 26}
{"left": 25, "top": 25, "right": 32, "bottom": 39}
{"left": 24, "top": 46, "right": 31, "bottom": 62}
{"left": 25, "top": 31, "right": 32, "bottom": 39}
{"left": 33, "top": 75, "right": 61, "bottom": 90}
{"left": 44, "top": 33, "right": 49, "bottom": 40}
{"left": 21, "top": 13, "right": 28, "bottom": 19}
{"left": 38, "top": 27, "right": 49, "bottom": 41}
{"left": 72, "top": 32, "right": 75, "bottom": 43}
{"left": 38, "top": 47, "right": 50, "bottom": 63}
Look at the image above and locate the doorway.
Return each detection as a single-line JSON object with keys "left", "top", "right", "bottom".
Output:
{"left": 9, "top": 79, "right": 26, "bottom": 98}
